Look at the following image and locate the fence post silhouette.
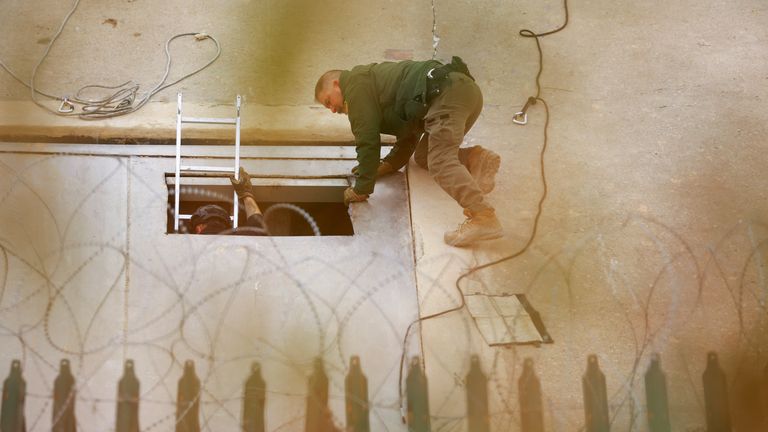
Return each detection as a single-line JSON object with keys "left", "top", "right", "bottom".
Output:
{"left": 519, "top": 358, "right": 544, "bottom": 432}
{"left": 702, "top": 352, "right": 731, "bottom": 432}
{"left": 242, "top": 362, "right": 266, "bottom": 432}
{"left": 406, "top": 356, "right": 431, "bottom": 432}
{"left": 116, "top": 359, "right": 140, "bottom": 432}
{"left": 762, "top": 361, "right": 768, "bottom": 430}
{"left": 466, "top": 355, "right": 489, "bottom": 432}
{"left": 305, "top": 357, "right": 335, "bottom": 432}
{"left": 345, "top": 356, "right": 369, "bottom": 432}
{"left": 644, "top": 353, "right": 670, "bottom": 432}
{"left": 1, "top": 360, "right": 26, "bottom": 432}
{"left": 52, "top": 359, "right": 77, "bottom": 432}
{"left": 176, "top": 360, "right": 201, "bottom": 432}
{"left": 582, "top": 355, "right": 609, "bottom": 432}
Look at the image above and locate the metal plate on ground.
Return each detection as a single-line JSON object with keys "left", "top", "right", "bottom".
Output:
{"left": 466, "top": 293, "right": 553, "bottom": 346}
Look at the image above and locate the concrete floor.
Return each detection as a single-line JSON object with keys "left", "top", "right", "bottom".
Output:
{"left": 1, "top": 0, "right": 768, "bottom": 431}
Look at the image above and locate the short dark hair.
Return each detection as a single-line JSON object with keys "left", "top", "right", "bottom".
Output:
{"left": 190, "top": 204, "right": 231, "bottom": 234}
{"left": 314, "top": 70, "right": 343, "bottom": 102}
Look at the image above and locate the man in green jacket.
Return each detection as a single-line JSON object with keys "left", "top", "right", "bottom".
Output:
{"left": 315, "top": 57, "right": 502, "bottom": 247}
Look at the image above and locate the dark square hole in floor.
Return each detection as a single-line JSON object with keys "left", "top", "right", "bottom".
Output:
{"left": 166, "top": 178, "right": 353, "bottom": 236}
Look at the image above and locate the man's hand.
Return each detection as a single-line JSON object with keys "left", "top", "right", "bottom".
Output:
{"left": 351, "top": 161, "right": 395, "bottom": 178}
{"left": 230, "top": 167, "right": 255, "bottom": 201}
{"left": 343, "top": 187, "right": 369, "bottom": 206}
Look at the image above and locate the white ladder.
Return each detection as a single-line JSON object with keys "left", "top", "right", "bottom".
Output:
{"left": 173, "top": 92, "right": 242, "bottom": 233}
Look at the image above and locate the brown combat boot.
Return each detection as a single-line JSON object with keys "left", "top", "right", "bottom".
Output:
{"left": 466, "top": 146, "right": 501, "bottom": 194}
{"left": 444, "top": 208, "right": 503, "bottom": 247}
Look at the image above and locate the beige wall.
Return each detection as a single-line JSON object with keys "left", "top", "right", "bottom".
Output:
{"left": 1, "top": 0, "right": 768, "bottom": 430}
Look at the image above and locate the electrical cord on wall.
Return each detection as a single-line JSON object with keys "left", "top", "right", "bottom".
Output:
{"left": 398, "top": 0, "right": 570, "bottom": 422}
{"left": 0, "top": 0, "right": 221, "bottom": 120}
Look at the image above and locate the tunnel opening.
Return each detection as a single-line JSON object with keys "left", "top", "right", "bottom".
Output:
{"left": 165, "top": 175, "right": 353, "bottom": 236}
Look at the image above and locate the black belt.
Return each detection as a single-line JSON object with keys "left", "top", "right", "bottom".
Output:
{"left": 425, "top": 67, "right": 449, "bottom": 103}
{"left": 425, "top": 56, "right": 474, "bottom": 103}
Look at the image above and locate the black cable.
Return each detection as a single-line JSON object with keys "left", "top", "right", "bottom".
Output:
{"left": 398, "top": 0, "right": 569, "bottom": 422}
{"left": 514, "top": 0, "right": 569, "bottom": 117}
{"left": 520, "top": 0, "right": 569, "bottom": 39}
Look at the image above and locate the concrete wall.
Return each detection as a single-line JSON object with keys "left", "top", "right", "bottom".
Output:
{"left": 1, "top": 0, "right": 768, "bottom": 431}
{"left": 0, "top": 144, "right": 419, "bottom": 430}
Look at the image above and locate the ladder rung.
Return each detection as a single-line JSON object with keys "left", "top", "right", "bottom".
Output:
{"left": 180, "top": 165, "right": 236, "bottom": 173}
{"left": 178, "top": 214, "right": 234, "bottom": 221}
{"left": 175, "top": 92, "right": 241, "bottom": 233}
{"left": 181, "top": 116, "right": 237, "bottom": 125}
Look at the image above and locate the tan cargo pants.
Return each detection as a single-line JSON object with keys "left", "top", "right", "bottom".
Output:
{"left": 413, "top": 72, "right": 491, "bottom": 213}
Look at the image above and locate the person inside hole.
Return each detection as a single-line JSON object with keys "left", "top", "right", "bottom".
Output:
{"left": 188, "top": 168, "right": 266, "bottom": 235}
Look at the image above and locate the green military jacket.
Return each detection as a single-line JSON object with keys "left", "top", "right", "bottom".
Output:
{"left": 340, "top": 59, "right": 442, "bottom": 195}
